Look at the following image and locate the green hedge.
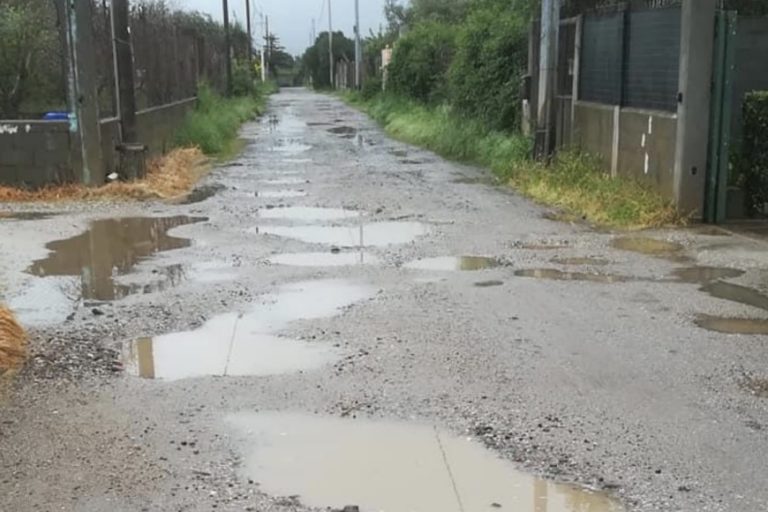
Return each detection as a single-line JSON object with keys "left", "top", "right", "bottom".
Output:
{"left": 742, "top": 91, "right": 768, "bottom": 215}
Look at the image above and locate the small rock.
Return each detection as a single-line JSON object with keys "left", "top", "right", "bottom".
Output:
{"left": 491, "top": 503, "right": 502, "bottom": 509}
{"left": 330, "top": 246, "right": 341, "bottom": 254}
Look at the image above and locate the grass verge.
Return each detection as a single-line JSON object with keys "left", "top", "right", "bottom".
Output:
{"left": 344, "top": 92, "right": 680, "bottom": 229}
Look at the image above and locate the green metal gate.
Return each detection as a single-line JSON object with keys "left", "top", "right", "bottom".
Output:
{"left": 705, "top": 10, "right": 737, "bottom": 224}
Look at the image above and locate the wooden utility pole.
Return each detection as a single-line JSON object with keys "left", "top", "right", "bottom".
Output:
{"left": 111, "top": 0, "right": 138, "bottom": 143}
{"left": 245, "top": 0, "right": 253, "bottom": 65}
{"left": 61, "top": 0, "right": 103, "bottom": 186}
{"left": 328, "top": 0, "right": 334, "bottom": 88}
{"left": 223, "top": 0, "right": 233, "bottom": 95}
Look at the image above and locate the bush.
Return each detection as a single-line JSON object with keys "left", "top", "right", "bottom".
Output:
{"left": 387, "top": 21, "right": 456, "bottom": 104}
{"left": 741, "top": 91, "right": 768, "bottom": 215}
{"left": 448, "top": 3, "right": 528, "bottom": 131}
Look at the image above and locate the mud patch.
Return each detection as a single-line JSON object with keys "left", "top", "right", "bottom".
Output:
{"left": 672, "top": 267, "right": 744, "bottom": 284}
{"left": 475, "top": 280, "right": 504, "bottom": 288}
{"left": 227, "top": 412, "right": 623, "bottom": 512}
{"left": 259, "top": 207, "right": 360, "bottom": 222}
{"left": 551, "top": 256, "right": 610, "bottom": 266}
{"left": 268, "top": 252, "right": 379, "bottom": 267}
{"left": 27, "top": 216, "right": 205, "bottom": 301}
{"left": 122, "top": 280, "right": 374, "bottom": 380}
{"left": 694, "top": 315, "right": 768, "bottom": 335}
{"left": 181, "top": 183, "right": 225, "bottom": 204}
{"left": 404, "top": 256, "right": 505, "bottom": 271}
{"left": 700, "top": 281, "right": 768, "bottom": 311}
{"left": 612, "top": 237, "right": 686, "bottom": 260}
{"left": 257, "top": 222, "right": 428, "bottom": 247}
{"left": 516, "top": 269, "right": 629, "bottom": 283}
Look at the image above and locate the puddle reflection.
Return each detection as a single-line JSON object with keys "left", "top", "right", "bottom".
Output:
{"left": 405, "top": 256, "right": 505, "bottom": 271}
{"left": 258, "top": 222, "right": 428, "bottom": 247}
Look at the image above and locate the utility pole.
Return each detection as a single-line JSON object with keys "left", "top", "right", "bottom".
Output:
{"left": 111, "top": 0, "right": 137, "bottom": 143}
{"left": 312, "top": 18, "right": 316, "bottom": 44}
{"left": 535, "top": 0, "right": 559, "bottom": 159}
{"left": 260, "top": 13, "right": 267, "bottom": 82}
{"left": 245, "top": 0, "right": 253, "bottom": 65}
{"left": 265, "top": 15, "right": 270, "bottom": 78}
{"left": 223, "top": 0, "right": 233, "bottom": 95}
{"left": 60, "top": 0, "right": 103, "bottom": 186}
{"left": 354, "top": 0, "right": 361, "bottom": 89}
{"left": 328, "top": 0, "right": 334, "bottom": 88}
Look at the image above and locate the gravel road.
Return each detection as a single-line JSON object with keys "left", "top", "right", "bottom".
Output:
{"left": 1, "top": 88, "right": 767, "bottom": 512}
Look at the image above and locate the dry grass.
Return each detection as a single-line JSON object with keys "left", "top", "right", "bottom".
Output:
{"left": 0, "top": 305, "right": 26, "bottom": 373}
{"left": 0, "top": 148, "right": 208, "bottom": 203}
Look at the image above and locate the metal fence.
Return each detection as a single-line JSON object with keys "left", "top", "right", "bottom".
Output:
{"left": 0, "top": 0, "right": 243, "bottom": 120}
{"left": 578, "top": 3, "right": 682, "bottom": 112}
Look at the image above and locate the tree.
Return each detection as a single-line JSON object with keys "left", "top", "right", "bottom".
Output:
{"left": 300, "top": 31, "right": 355, "bottom": 88}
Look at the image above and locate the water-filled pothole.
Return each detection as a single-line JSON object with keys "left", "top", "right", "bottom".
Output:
{"left": 227, "top": 412, "right": 624, "bottom": 512}
{"left": 27, "top": 216, "right": 205, "bottom": 301}
{"left": 516, "top": 269, "right": 629, "bottom": 283}
{"left": 672, "top": 267, "right": 744, "bottom": 283}
{"left": 695, "top": 315, "right": 768, "bottom": 335}
{"left": 700, "top": 281, "right": 768, "bottom": 311}
{"left": 404, "top": 256, "right": 505, "bottom": 271}
{"left": 257, "top": 222, "right": 428, "bottom": 247}
{"left": 268, "top": 252, "right": 379, "bottom": 267}
{"left": 328, "top": 126, "right": 357, "bottom": 138}
{"left": 122, "top": 280, "right": 374, "bottom": 380}
{"left": 259, "top": 207, "right": 360, "bottom": 222}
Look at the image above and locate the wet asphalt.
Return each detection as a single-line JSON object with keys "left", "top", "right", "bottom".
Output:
{"left": 1, "top": 88, "right": 768, "bottom": 511}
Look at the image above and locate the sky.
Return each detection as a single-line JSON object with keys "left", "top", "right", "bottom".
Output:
{"left": 175, "top": 0, "right": 389, "bottom": 56}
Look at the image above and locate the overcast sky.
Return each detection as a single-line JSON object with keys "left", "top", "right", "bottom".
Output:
{"left": 175, "top": 0, "right": 389, "bottom": 56}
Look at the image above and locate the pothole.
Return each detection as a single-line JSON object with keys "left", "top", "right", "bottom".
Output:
{"left": 695, "top": 315, "right": 768, "bottom": 335}
{"left": 257, "top": 222, "right": 429, "bottom": 247}
{"left": 226, "top": 412, "right": 624, "bottom": 512}
{"left": 672, "top": 267, "right": 744, "bottom": 283}
{"left": 259, "top": 207, "right": 360, "bottom": 222}
{"left": 475, "top": 280, "right": 504, "bottom": 288}
{"left": 328, "top": 126, "right": 357, "bottom": 138}
{"left": 700, "top": 281, "right": 768, "bottom": 311}
{"left": 27, "top": 216, "right": 205, "bottom": 301}
{"left": 268, "top": 252, "right": 379, "bottom": 267}
{"left": 122, "top": 280, "right": 374, "bottom": 380}
{"left": 404, "top": 256, "right": 505, "bottom": 271}
{"left": 515, "top": 269, "right": 630, "bottom": 283}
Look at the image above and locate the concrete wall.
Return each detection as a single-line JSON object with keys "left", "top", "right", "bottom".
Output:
{"left": 0, "top": 97, "right": 196, "bottom": 187}
{"left": 573, "top": 101, "right": 678, "bottom": 201}
{"left": 0, "top": 122, "right": 75, "bottom": 187}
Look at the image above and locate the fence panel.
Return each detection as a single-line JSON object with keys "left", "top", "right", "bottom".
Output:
{"left": 579, "top": 13, "right": 624, "bottom": 105}
{"left": 622, "top": 6, "right": 681, "bottom": 111}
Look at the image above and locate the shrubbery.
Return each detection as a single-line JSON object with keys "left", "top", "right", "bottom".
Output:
{"left": 741, "top": 91, "right": 768, "bottom": 215}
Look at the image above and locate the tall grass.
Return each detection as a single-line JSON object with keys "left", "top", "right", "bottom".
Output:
{"left": 176, "top": 83, "right": 273, "bottom": 156}
{"left": 345, "top": 92, "right": 679, "bottom": 229}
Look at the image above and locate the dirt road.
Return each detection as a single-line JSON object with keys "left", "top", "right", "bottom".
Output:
{"left": 1, "top": 88, "right": 767, "bottom": 512}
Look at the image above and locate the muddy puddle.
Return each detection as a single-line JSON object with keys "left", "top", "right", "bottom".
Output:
{"left": 0, "top": 211, "right": 58, "bottom": 221}
{"left": 256, "top": 190, "right": 307, "bottom": 198}
{"left": 516, "top": 269, "right": 629, "bottom": 283}
{"left": 268, "top": 252, "right": 379, "bottom": 267}
{"left": 551, "top": 256, "right": 610, "bottom": 266}
{"left": 404, "top": 256, "right": 505, "bottom": 271}
{"left": 258, "top": 222, "right": 428, "bottom": 247}
{"left": 695, "top": 315, "right": 768, "bottom": 335}
{"left": 328, "top": 126, "right": 357, "bottom": 138}
{"left": 672, "top": 267, "right": 744, "bottom": 283}
{"left": 612, "top": 237, "right": 687, "bottom": 261}
{"left": 123, "top": 280, "right": 374, "bottom": 380}
{"left": 27, "top": 216, "right": 205, "bottom": 301}
{"left": 700, "top": 281, "right": 768, "bottom": 311}
{"left": 227, "top": 412, "right": 623, "bottom": 512}
{"left": 258, "top": 207, "right": 360, "bottom": 222}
